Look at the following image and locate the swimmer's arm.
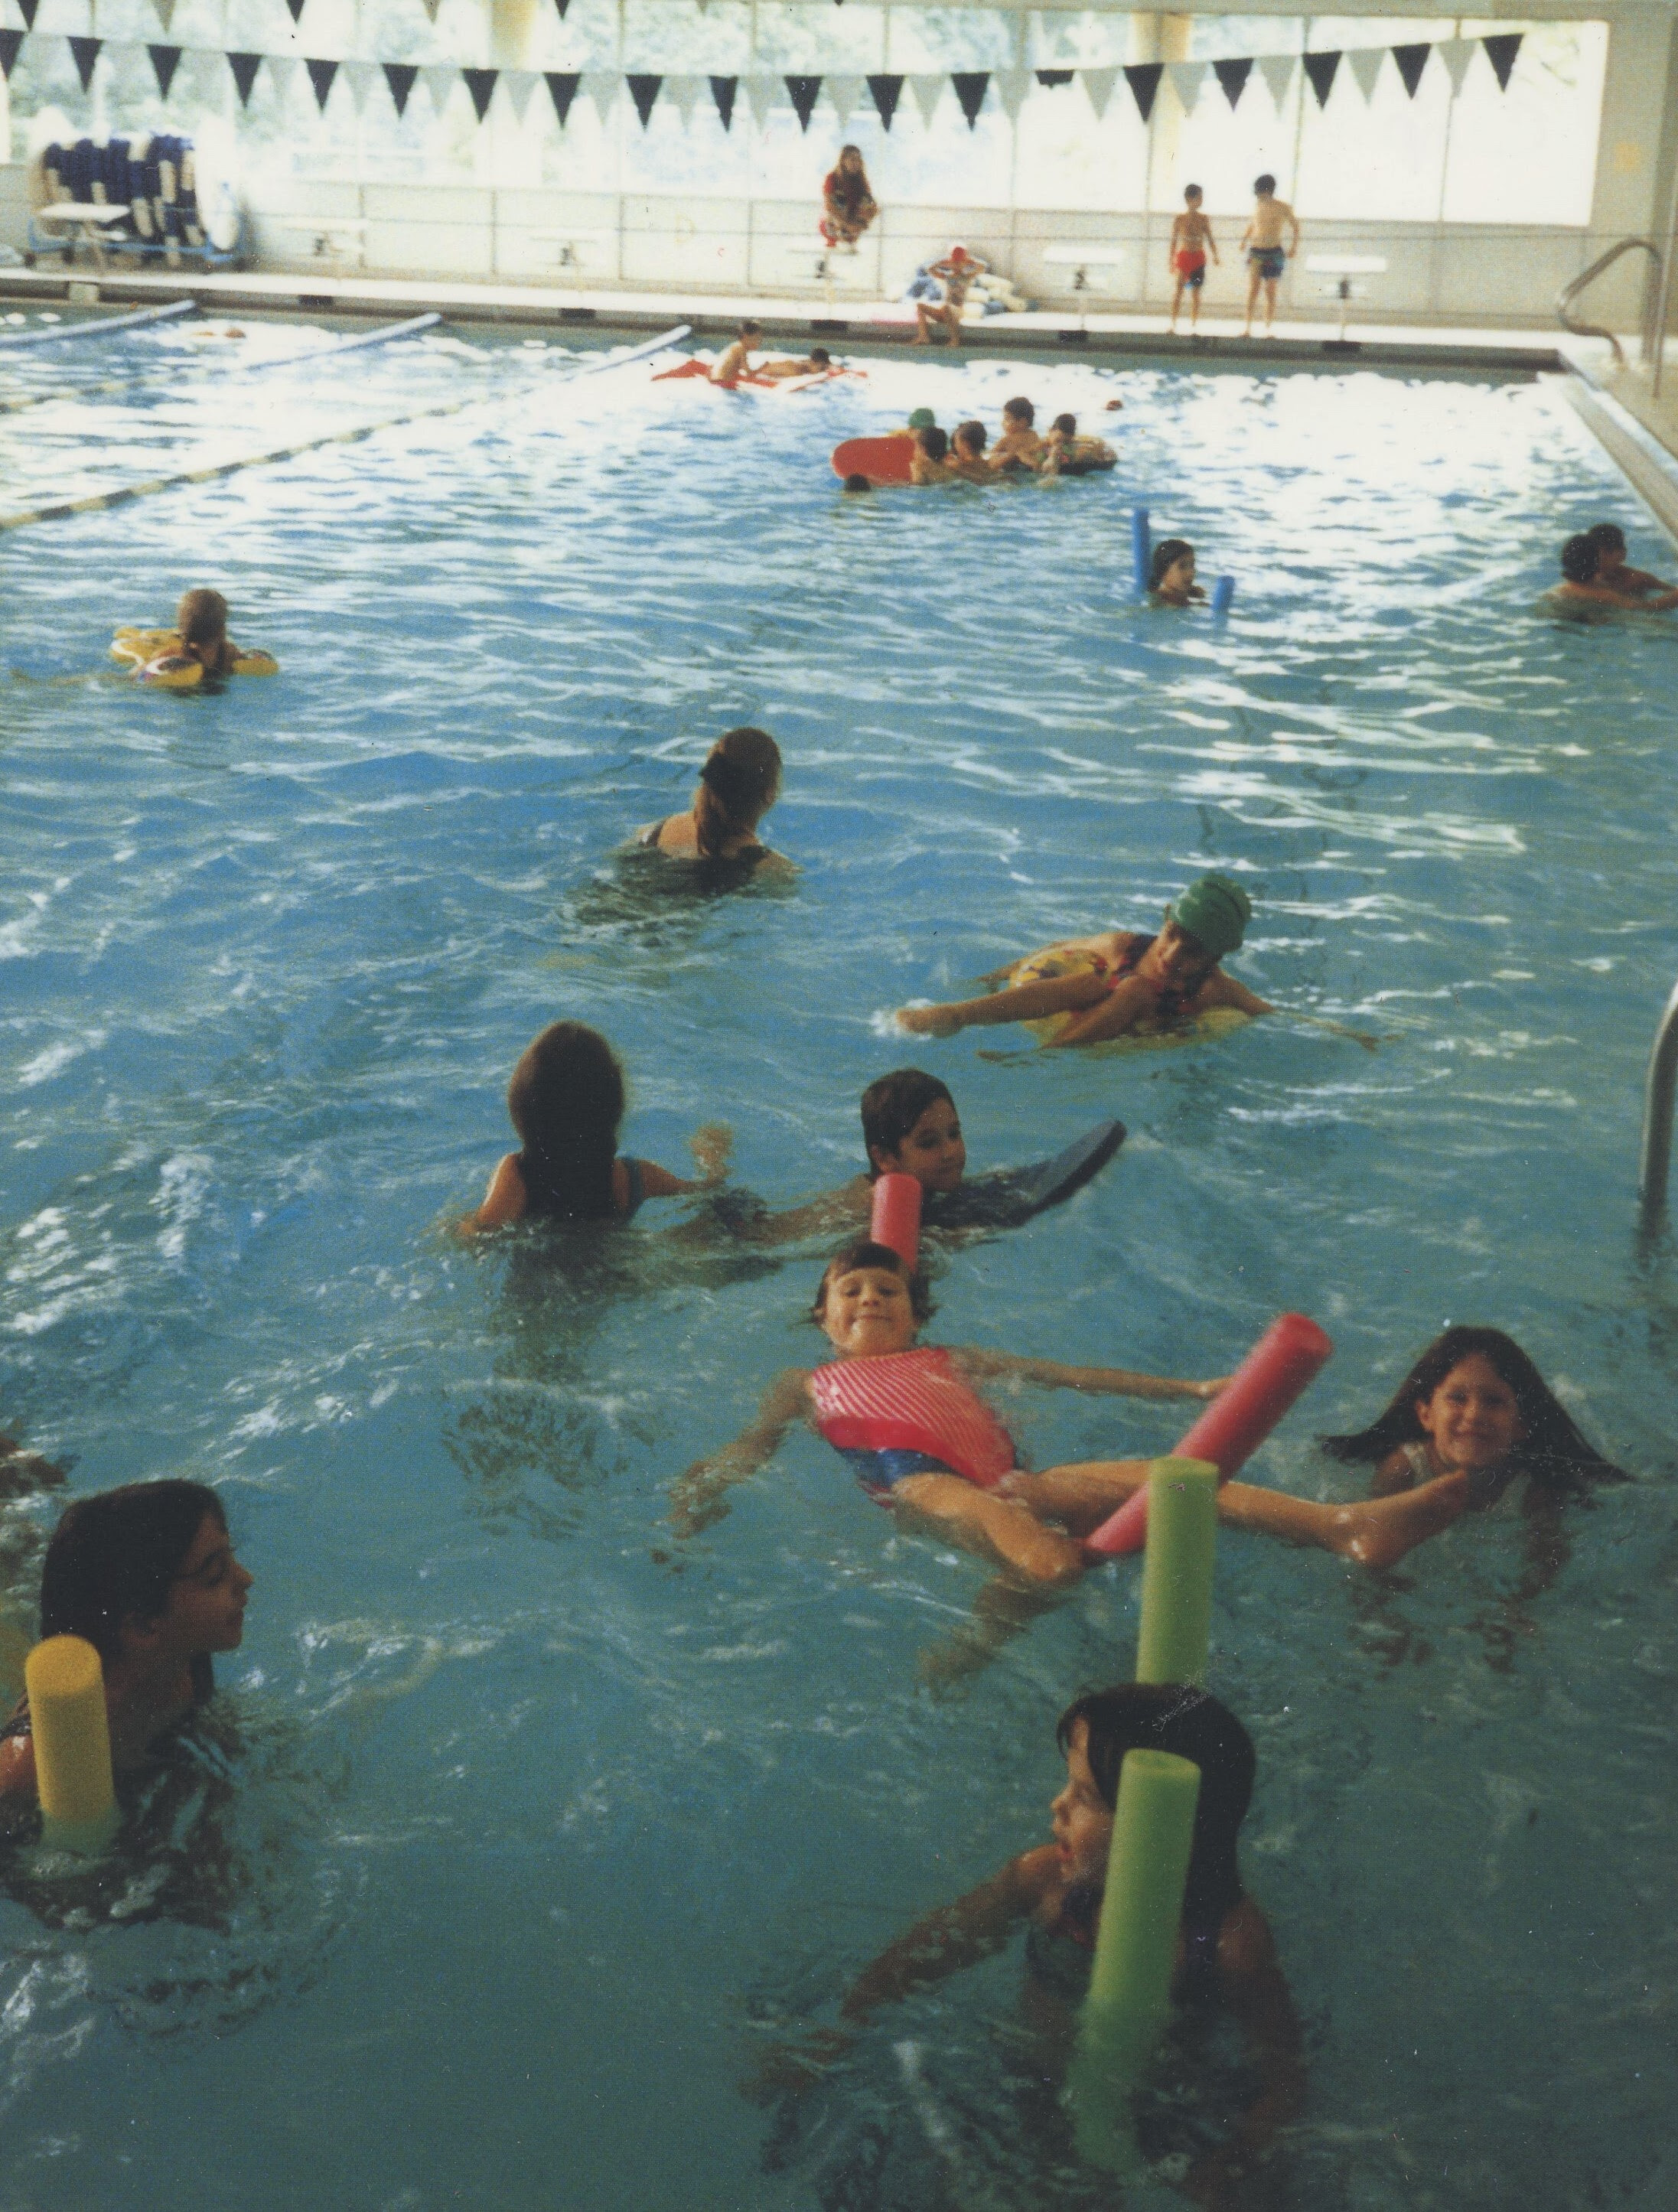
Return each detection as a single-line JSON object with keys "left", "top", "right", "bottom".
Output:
{"left": 1185, "top": 1900, "right": 1306, "bottom": 2210}
{"left": 956, "top": 1349, "right": 1227, "bottom": 1402}
{"left": 670, "top": 1367, "right": 811, "bottom": 1535}
{"left": 1367, "top": 1447, "right": 1418, "bottom": 1498}
{"left": 1041, "top": 973, "right": 1161, "bottom": 1047}
{"left": 462, "top": 1152, "right": 526, "bottom": 1234}
{"left": 838, "top": 1847, "right": 1052, "bottom": 2028}
{"left": 1285, "top": 204, "right": 1301, "bottom": 252}
{"left": 738, "top": 1181, "right": 872, "bottom": 1249}
{"left": 1202, "top": 972, "right": 1276, "bottom": 1019}
{"left": 898, "top": 969, "right": 1108, "bottom": 1037}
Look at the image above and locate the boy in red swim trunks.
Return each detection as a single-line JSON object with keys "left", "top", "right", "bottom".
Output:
{"left": 1168, "top": 184, "right": 1219, "bottom": 335}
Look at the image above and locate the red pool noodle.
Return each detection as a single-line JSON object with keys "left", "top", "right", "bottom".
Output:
{"left": 870, "top": 1174, "right": 922, "bottom": 1270}
{"left": 1085, "top": 1313, "right": 1333, "bottom": 1557}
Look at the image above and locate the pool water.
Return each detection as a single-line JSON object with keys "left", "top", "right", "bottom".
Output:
{"left": 1, "top": 321, "right": 1675, "bottom": 2211}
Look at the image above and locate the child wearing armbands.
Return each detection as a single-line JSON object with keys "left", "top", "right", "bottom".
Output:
{"left": 112, "top": 589, "right": 278, "bottom": 687}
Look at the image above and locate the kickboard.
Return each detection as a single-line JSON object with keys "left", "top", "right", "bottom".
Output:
{"left": 924, "top": 1119, "right": 1126, "bottom": 1232}
{"left": 832, "top": 434, "right": 915, "bottom": 486}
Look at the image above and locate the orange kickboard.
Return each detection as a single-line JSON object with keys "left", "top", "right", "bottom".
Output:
{"left": 830, "top": 435, "right": 914, "bottom": 485}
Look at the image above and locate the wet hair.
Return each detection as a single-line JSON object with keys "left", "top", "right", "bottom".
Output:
{"left": 507, "top": 1021, "right": 625, "bottom": 1221}
{"left": 1051, "top": 412, "right": 1077, "bottom": 436}
{"left": 916, "top": 425, "right": 950, "bottom": 462}
{"left": 842, "top": 473, "right": 872, "bottom": 493}
{"left": 41, "top": 1481, "right": 227, "bottom": 1669}
{"left": 1320, "top": 1326, "right": 1627, "bottom": 1494}
{"left": 1149, "top": 537, "right": 1195, "bottom": 590}
{"left": 1058, "top": 1685, "right": 1254, "bottom": 1931}
{"left": 1559, "top": 533, "right": 1600, "bottom": 585}
{"left": 1002, "top": 396, "right": 1035, "bottom": 426}
{"left": 1586, "top": 522, "right": 1627, "bottom": 555}
{"left": 1184, "top": 184, "right": 1204, "bottom": 201}
{"left": 810, "top": 1237, "right": 933, "bottom": 1325}
{"left": 860, "top": 1068, "right": 956, "bottom": 1174}
{"left": 693, "top": 725, "right": 781, "bottom": 858}
{"left": 809, "top": 347, "right": 832, "bottom": 367}
{"left": 953, "top": 420, "right": 986, "bottom": 457}
{"left": 178, "top": 588, "right": 228, "bottom": 652}
{"left": 1254, "top": 173, "right": 1276, "bottom": 196}
{"left": 739, "top": 319, "right": 761, "bottom": 337}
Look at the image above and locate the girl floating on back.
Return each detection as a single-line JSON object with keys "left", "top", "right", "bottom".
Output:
{"left": 468, "top": 1021, "right": 731, "bottom": 1232}
{"left": 636, "top": 726, "right": 788, "bottom": 871}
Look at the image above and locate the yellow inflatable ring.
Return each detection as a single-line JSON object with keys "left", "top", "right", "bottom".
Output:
{"left": 1003, "top": 948, "right": 1109, "bottom": 1044}
{"left": 111, "top": 627, "right": 278, "bottom": 685}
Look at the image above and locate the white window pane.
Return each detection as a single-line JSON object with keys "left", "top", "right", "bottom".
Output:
{"left": 1442, "top": 22, "right": 1606, "bottom": 226}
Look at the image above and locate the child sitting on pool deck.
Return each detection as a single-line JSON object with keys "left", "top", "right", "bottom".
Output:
{"left": 636, "top": 725, "right": 787, "bottom": 868}
{"left": 669, "top": 1236, "right": 1223, "bottom": 1584}
{"left": 1150, "top": 537, "right": 1205, "bottom": 605}
{"left": 0, "top": 1480, "right": 253, "bottom": 1806}
{"left": 896, "top": 872, "right": 1272, "bottom": 1047}
{"left": 467, "top": 1021, "right": 731, "bottom": 1232}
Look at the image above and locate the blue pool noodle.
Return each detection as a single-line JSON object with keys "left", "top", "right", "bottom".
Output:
{"left": 1210, "top": 575, "right": 1235, "bottom": 618}
{"left": 1131, "top": 508, "right": 1151, "bottom": 597}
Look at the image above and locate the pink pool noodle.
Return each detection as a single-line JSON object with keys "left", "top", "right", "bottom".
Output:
{"left": 870, "top": 1174, "right": 922, "bottom": 1269}
{"left": 1085, "top": 1313, "right": 1334, "bottom": 1557}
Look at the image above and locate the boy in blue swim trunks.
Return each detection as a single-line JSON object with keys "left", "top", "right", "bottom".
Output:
{"left": 1240, "top": 174, "right": 1298, "bottom": 338}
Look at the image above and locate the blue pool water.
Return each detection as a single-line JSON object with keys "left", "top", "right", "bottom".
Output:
{"left": 2, "top": 318, "right": 1676, "bottom": 2210}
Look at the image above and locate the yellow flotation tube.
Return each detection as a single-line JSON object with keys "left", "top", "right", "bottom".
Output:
{"left": 111, "top": 627, "right": 279, "bottom": 688}
{"left": 1005, "top": 948, "right": 1110, "bottom": 1044}
{"left": 1003, "top": 947, "right": 1250, "bottom": 1052}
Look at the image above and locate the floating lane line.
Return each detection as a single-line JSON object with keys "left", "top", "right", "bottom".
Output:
{"left": 227, "top": 311, "right": 443, "bottom": 376}
{"left": 0, "top": 323, "right": 691, "bottom": 534}
{"left": 0, "top": 299, "right": 197, "bottom": 350}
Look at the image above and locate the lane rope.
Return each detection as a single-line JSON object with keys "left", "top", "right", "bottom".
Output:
{"left": 0, "top": 299, "right": 196, "bottom": 351}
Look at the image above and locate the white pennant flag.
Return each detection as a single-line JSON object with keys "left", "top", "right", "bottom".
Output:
{"left": 744, "top": 73, "right": 778, "bottom": 130}
{"left": 825, "top": 73, "right": 864, "bottom": 130}
{"left": 1257, "top": 54, "right": 1295, "bottom": 110}
{"left": 663, "top": 73, "right": 703, "bottom": 127}
{"left": 992, "top": 67, "right": 1031, "bottom": 122}
{"left": 341, "top": 60, "right": 379, "bottom": 117}
{"left": 1347, "top": 47, "right": 1385, "bottom": 103}
{"left": 582, "top": 69, "right": 619, "bottom": 126}
{"left": 1435, "top": 37, "right": 1475, "bottom": 95}
{"left": 419, "top": 0, "right": 441, "bottom": 20}
{"left": 151, "top": 0, "right": 175, "bottom": 29}
{"left": 1168, "top": 60, "right": 1204, "bottom": 116}
{"left": 908, "top": 73, "right": 944, "bottom": 128}
{"left": 421, "top": 63, "right": 458, "bottom": 116}
{"left": 1080, "top": 66, "right": 1117, "bottom": 121}
{"left": 503, "top": 69, "right": 539, "bottom": 125}
{"left": 266, "top": 56, "right": 304, "bottom": 109}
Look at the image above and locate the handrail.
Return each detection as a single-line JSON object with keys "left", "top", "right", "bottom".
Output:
{"left": 1557, "top": 236, "right": 1660, "bottom": 367}
{"left": 1637, "top": 978, "right": 1678, "bottom": 1230}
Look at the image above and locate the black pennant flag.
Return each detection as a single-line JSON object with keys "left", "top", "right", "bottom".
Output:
{"left": 68, "top": 35, "right": 101, "bottom": 91}
{"left": 227, "top": 51, "right": 262, "bottom": 106}
{"left": 17, "top": 0, "right": 37, "bottom": 25}
{"left": 950, "top": 71, "right": 988, "bottom": 128}
{"left": 554, "top": 0, "right": 570, "bottom": 15}
{"left": 1034, "top": 70, "right": 1074, "bottom": 88}
{"left": 709, "top": 75, "right": 737, "bottom": 129}
{"left": 785, "top": 75, "right": 820, "bottom": 130}
{"left": 305, "top": 57, "right": 337, "bottom": 109}
{"left": 1391, "top": 43, "right": 1429, "bottom": 98}
{"left": 546, "top": 71, "right": 580, "bottom": 125}
{"left": 1481, "top": 33, "right": 1522, "bottom": 90}
{"left": 285, "top": 0, "right": 305, "bottom": 20}
{"left": 1302, "top": 50, "right": 1341, "bottom": 107}
{"left": 384, "top": 61, "right": 417, "bottom": 116}
{"left": 462, "top": 67, "right": 497, "bottom": 121}
{"left": 148, "top": 44, "right": 182, "bottom": 98}
{"left": 0, "top": 30, "right": 21, "bottom": 79}
{"left": 867, "top": 73, "right": 902, "bottom": 129}
{"left": 1122, "top": 63, "right": 1162, "bottom": 122}
{"left": 626, "top": 74, "right": 660, "bottom": 125}
{"left": 1212, "top": 57, "right": 1252, "bottom": 109}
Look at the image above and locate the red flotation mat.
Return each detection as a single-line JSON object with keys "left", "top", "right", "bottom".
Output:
{"left": 831, "top": 434, "right": 915, "bottom": 486}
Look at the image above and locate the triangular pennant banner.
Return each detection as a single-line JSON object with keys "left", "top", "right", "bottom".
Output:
{"left": 267, "top": 54, "right": 304, "bottom": 106}
{"left": 826, "top": 73, "right": 863, "bottom": 129}
{"left": 663, "top": 73, "right": 701, "bottom": 126}
{"left": 553, "top": 0, "right": 570, "bottom": 15}
{"left": 1080, "top": 66, "right": 1118, "bottom": 121}
{"left": 950, "top": 71, "right": 989, "bottom": 129}
{"left": 1481, "top": 33, "right": 1522, "bottom": 90}
{"left": 1435, "top": 37, "right": 1474, "bottom": 96}
{"left": 1347, "top": 47, "right": 1384, "bottom": 103}
{"left": 504, "top": 70, "right": 538, "bottom": 125}
{"left": 151, "top": 0, "right": 174, "bottom": 30}
{"left": 285, "top": 0, "right": 305, "bottom": 20}
{"left": 1035, "top": 69, "right": 1074, "bottom": 89}
{"left": 744, "top": 74, "right": 777, "bottom": 130}
{"left": 462, "top": 67, "right": 498, "bottom": 121}
{"left": 908, "top": 73, "right": 943, "bottom": 128}
{"left": 384, "top": 60, "right": 418, "bottom": 116}
{"left": 0, "top": 29, "right": 21, "bottom": 79}
{"left": 305, "top": 56, "right": 337, "bottom": 110}
{"left": 341, "top": 59, "right": 378, "bottom": 116}
{"left": 419, "top": 0, "right": 441, "bottom": 20}
{"left": 582, "top": 69, "right": 619, "bottom": 125}
{"left": 1120, "top": 62, "right": 1160, "bottom": 122}
{"left": 1213, "top": 57, "right": 1252, "bottom": 109}
{"left": 784, "top": 74, "right": 820, "bottom": 131}
{"left": 68, "top": 36, "right": 102, "bottom": 91}
{"left": 867, "top": 73, "right": 902, "bottom": 129}
{"left": 16, "top": 0, "right": 36, "bottom": 28}
{"left": 1391, "top": 44, "right": 1429, "bottom": 99}
{"left": 1257, "top": 54, "right": 1295, "bottom": 110}
{"left": 1167, "top": 60, "right": 1204, "bottom": 116}
{"left": 422, "top": 62, "right": 458, "bottom": 114}
{"left": 992, "top": 67, "right": 1031, "bottom": 122}
{"left": 148, "top": 42, "right": 182, "bottom": 97}
{"left": 226, "top": 50, "right": 262, "bottom": 105}
{"left": 546, "top": 70, "right": 580, "bottom": 125}
{"left": 1302, "top": 50, "right": 1340, "bottom": 107}
{"left": 709, "top": 73, "right": 736, "bottom": 129}
{"left": 625, "top": 73, "right": 660, "bottom": 126}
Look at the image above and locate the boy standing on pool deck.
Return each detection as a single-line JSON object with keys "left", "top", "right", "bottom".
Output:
{"left": 1168, "top": 185, "right": 1219, "bottom": 335}
{"left": 1240, "top": 175, "right": 1298, "bottom": 338}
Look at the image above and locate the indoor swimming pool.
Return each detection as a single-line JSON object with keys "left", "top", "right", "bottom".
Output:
{"left": 0, "top": 316, "right": 1674, "bottom": 2210}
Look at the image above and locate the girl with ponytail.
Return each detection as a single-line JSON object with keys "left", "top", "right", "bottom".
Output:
{"left": 637, "top": 728, "right": 786, "bottom": 868}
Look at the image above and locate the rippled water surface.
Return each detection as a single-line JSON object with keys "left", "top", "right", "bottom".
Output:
{"left": 2, "top": 319, "right": 1676, "bottom": 2211}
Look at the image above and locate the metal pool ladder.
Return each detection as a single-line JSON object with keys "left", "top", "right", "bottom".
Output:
{"left": 1638, "top": 979, "right": 1678, "bottom": 1229}
{"left": 1556, "top": 236, "right": 1662, "bottom": 371}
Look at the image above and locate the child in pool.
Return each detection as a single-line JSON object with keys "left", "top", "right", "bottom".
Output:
{"left": 1585, "top": 522, "right": 1674, "bottom": 598}
{"left": 989, "top": 396, "right": 1046, "bottom": 470}
{"left": 947, "top": 419, "right": 993, "bottom": 482}
{"left": 757, "top": 345, "right": 834, "bottom": 382}
{"left": 1041, "top": 413, "right": 1116, "bottom": 474}
{"left": 0, "top": 1481, "right": 253, "bottom": 1803}
{"left": 711, "top": 321, "right": 761, "bottom": 385}
{"left": 1556, "top": 531, "right": 1678, "bottom": 610}
{"left": 1150, "top": 536, "right": 1205, "bottom": 605}
{"left": 895, "top": 871, "right": 1273, "bottom": 1048}
{"left": 114, "top": 589, "right": 278, "bottom": 682}
{"left": 467, "top": 1022, "right": 731, "bottom": 1232}
{"left": 635, "top": 725, "right": 787, "bottom": 867}
{"left": 754, "top": 1684, "right": 1303, "bottom": 2201}
{"left": 669, "top": 1236, "right": 1223, "bottom": 1586}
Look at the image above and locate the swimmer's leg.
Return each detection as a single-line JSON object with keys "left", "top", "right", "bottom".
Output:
{"left": 1169, "top": 276, "right": 1184, "bottom": 334}
{"left": 891, "top": 1473, "right": 1084, "bottom": 1587}
{"left": 913, "top": 302, "right": 934, "bottom": 346}
{"left": 1243, "top": 260, "right": 1261, "bottom": 337}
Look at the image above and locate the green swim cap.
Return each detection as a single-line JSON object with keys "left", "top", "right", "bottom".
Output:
{"left": 1168, "top": 872, "right": 1251, "bottom": 960}
{"left": 907, "top": 407, "right": 936, "bottom": 430}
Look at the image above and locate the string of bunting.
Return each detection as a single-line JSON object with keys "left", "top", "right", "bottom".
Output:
{"left": 0, "top": 18, "right": 1525, "bottom": 131}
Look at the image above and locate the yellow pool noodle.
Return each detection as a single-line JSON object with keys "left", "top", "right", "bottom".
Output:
{"left": 24, "top": 1634, "right": 117, "bottom": 1851}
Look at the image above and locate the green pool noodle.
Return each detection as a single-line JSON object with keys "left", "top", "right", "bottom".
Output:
{"left": 1133, "top": 1457, "right": 1218, "bottom": 1687}
{"left": 1069, "top": 1747, "right": 1202, "bottom": 2173}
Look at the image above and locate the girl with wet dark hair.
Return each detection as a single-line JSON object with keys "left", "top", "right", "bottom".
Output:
{"left": 1149, "top": 536, "right": 1204, "bottom": 604}
{"left": 467, "top": 1021, "right": 731, "bottom": 1230}
{"left": 637, "top": 726, "right": 787, "bottom": 867}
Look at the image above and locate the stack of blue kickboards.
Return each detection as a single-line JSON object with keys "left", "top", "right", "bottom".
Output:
{"left": 40, "top": 134, "right": 203, "bottom": 256}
